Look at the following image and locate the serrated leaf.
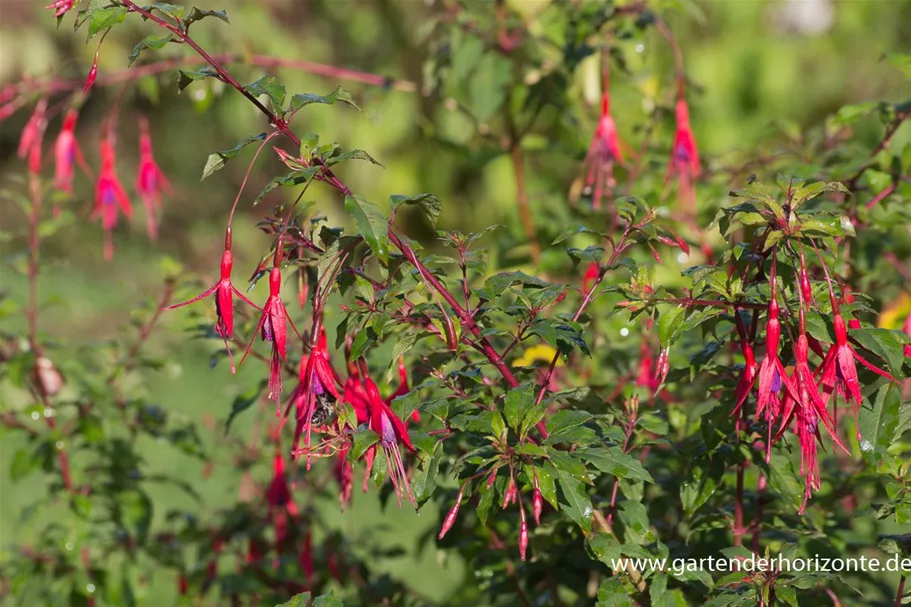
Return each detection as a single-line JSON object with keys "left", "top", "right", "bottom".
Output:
{"left": 87, "top": 6, "right": 126, "bottom": 40}
{"left": 552, "top": 464, "right": 592, "bottom": 533}
{"left": 290, "top": 86, "right": 360, "bottom": 112}
{"left": 576, "top": 447, "right": 654, "bottom": 483}
{"left": 390, "top": 193, "right": 442, "bottom": 228}
{"left": 503, "top": 384, "right": 535, "bottom": 435}
{"left": 184, "top": 7, "right": 229, "bottom": 27}
{"left": 244, "top": 75, "right": 286, "bottom": 109}
{"left": 344, "top": 195, "right": 389, "bottom": 264}
{"left": 177, "top": 66, "right": 220, "bottom": 92}
{"left": 128, "top": 34, "right": 172, "bottom": 66}
{"left": 327, "top": 149, "right": 383, "bottom": 167}
{"left": 272, "top": 591, "right": 312, "bottom": 607}
{"left": 348, "top": 430, "right": 379, "bottom": 462}
{"left": 858, "top": 383, "right": 901, "bottom": 465}
{"left": 201, "top": 133, "right": 267, "bottom": 180}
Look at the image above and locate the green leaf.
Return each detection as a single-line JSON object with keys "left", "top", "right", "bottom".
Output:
{"left": 313, "top": 590, "right": 344, "bottom": 607}
{"left": 851, "top": 327, "right": 908, "bottom": 379}
{"left": 290, "top": 86, "right": 360, "bottom": 112}
{"left": 576, "top": 447, "right": 654, "bottom": 483}
{"left": 201, "top": 133, "right": 267, "bottom": 180}
{"left": 10, "top": 448, "right": 39, "bottom": 482}
{"left": 552, "top": 464, "right": 593, "bottom": 533}
{"left": 225, "top": 380, "right": 267, "bottom": 435}
{"left": 244, "top": 75, "right": 286, "bottom": 109}
{"left": 128, "top": 34, "right": 172, "bottom": 66}
{"left": 883, "top": 52, "right": 911, "bottom": 79}
{"left": 183, "top": 7, "right": 230, "bottom": 27}
{"left": 344, "top": 195, "right": 389, "bottom": 264}
{"left": 503, "top": 384, "right": 535, "bottom": 435}
{"left": 546, "top": 410, "right": 592, "bottom": 435}
{"left": 790, "top": 181, "right": 850, "bottom": 208}
{"left": 597, "top": 577, "right": 635, "bottom": 607}
{"left": 118, "top": 489, "right": 153, "bottom": 543}
{"left": 658, "top": 305, "right": 686, "bottom": 347}
{"left": 272, "top": 592, "right": 312, "bottom": 607}
{"left": 469, "top": 53, "right": 512, "bottom": 123}
{"left": 390, "top": 193, "right": 443, "bottom": 228}
{"left": 253, "top": 168, "right": 320, "bottom": 204}
{"left": 680, "top": 457, "right": 724, "bottom": 516}
{"left": 348, "top": 430, "right": 379, "bottom": 462}
{"left": 177, "top": 66, "right": 220, "bottom": 92}
{"left": 87, "top": 6, "right": 126, "bottom": 39}
{"left": 858, "top": 383, "right": 901, "bottom": 465}
{"left": 147, "top": 2, "right": 186, "bottom": 21}
{"left": 326, "top": 149, "right": 383, "bottom": 167}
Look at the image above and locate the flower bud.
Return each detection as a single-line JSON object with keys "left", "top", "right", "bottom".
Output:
{"left": 438, "top": 491, "right": 462, "bottom": 540}
{"left": 83, "top": 52, "right": 99, "bottom": 95}
{"left": 532, "top": 487, "right": 543, "bottom": 525}
{"left": 518, "top": 508, "right": 529, "bottom": 561}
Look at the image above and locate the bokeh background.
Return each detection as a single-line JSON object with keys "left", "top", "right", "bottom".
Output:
{"left": 1, "top": 0, "right": 910, "bottom": 602}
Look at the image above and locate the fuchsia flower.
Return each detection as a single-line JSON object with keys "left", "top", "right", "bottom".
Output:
{"left": 365, "top": 376, "right": 417, "bottom": 508}
{"left": 46, "top": 0, "right": 75, "bottom": 18}
{"left": 582, "top": 262, "right": 600, "bottom": 295}
{"left": 753, "top": 263, "right": 801, "bottom": 459}
{"left": 818, "top": 307, "right": 896, "bottom": 428}
{"left": 242, "top": 266, "right": 300, "bottom": 408}
{"left": 287, "top": 328, "right": 342, "bottom": 466}
{"left": 136, "top": 117, "right": 173, "bottom": 241}
{"left": 582, "top": 92, "right": 625, "bottom": 210}
{"left": 18, "top": 100, "right": 48, "bottom": 167}
{"left": 163, "top": 228, "right": 258, "bottom": 372}
{"left": 93, "top": 132, "right": 132, "bottom": 260}
{"left": 53, "top": 109, "right": 84, "bottom": 194}
{"left": 665, "top": 98, "right": 700, "bottom": 211}
{"left": 386, "top": 357, "right": 419, "bottom": 423}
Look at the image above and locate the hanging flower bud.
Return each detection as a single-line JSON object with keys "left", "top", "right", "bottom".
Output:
{"left": 46, "top": 0, "right": 75, "bottom": 17}
{"left": 581, "top": 93, "right": 626, "bottom": 210}
{"left": 439, "top": 487, "right": 464, "bottom": 540}
{"left": 532, "top": 485, "right": 543, "bottom": 525}
{"left": 582, "top": 262, "right": 600, "bottom": 296}
{"left": 518, "top": 507, "right": 529, "bottom": 562}
{"left": 84, "top": 50, "right": 99, "bottom": 94}
{"left": 18, "top": 100, "right": 48, "bottom": 170}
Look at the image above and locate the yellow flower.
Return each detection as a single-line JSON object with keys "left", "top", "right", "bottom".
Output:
{"left": 513, "top": 344, "right": 564, "bottom": 368}
{"left": 878, "top": 293, "right": 911, "bottom": 330}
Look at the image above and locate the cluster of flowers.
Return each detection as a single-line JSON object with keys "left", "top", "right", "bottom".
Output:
{"left": 732, "top": 252, "right": 897, "bottom": 512}
{"left": 164, "top": 241, "right": 421, "bottom": 510}
{"left": 14, "top": 101, "right": 171, "bottom": 260}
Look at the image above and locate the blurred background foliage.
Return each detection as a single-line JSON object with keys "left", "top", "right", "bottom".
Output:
{"left": 1, "top": 0, "right": 910, "bottom": 604}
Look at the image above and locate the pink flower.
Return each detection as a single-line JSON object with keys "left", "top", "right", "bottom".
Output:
{"left": 665, "top": 98, "right": 700, "bottom": 211}
{"left": 136, "top": 117, "right": 173, "bottom": 241}
{"left": 266, "top": 450, "right": 299, "bottom": 567}
{"left": 53, "top": 109, "right": 83, "bottom": 193}
{"left": 45, "top": 0, "right": 75, "bottom": 18}
{"left": 241, "top": 267, "right": 300, "bottom": 408}
{"left": 18, "top": 100, "right": 48, "bottom": 176}
{"left": 582, "top": 93, "right": 625, "bottom": 210}
{"left": 163, "top": 228, "right": 257, "bottom": 372}
{"left": 365, "top": 375, "right": 417, "bottom": 508}
{"left": 93, "top": 132, "right": 132, "bottom": 260}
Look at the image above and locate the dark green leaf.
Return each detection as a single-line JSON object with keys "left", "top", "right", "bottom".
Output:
{"left": 344, "top": 195, "right": 389, "bottom": 264}
{"left": 858, "top": 383, "right": 901, "bottom": 465}
{"left": 390, "top": 193, "right": 443, "bottom": 228}
{"left": 184, "top": 7, "right": 230, "bottom": 27}
{"left": 503, "top": 384, "right": 535, "bottom": 435}
{"left": 290, "top": 86, "right": 359, "bottom": 112}
{"left": 244, "top": 75, "right": 286, "bottom": 109}
{"left": 576, "top": 447, "right": 654, "bottom": 483}
{"left": 88, "top": 6, "right": 126, "bottom": 39}
{"left": 225, "top": 379, "right": 267, "bottom": 435}
{"left": 201, "top": 133, "right": 267, "bottom": 180}
{"left": 128, "top": 34, "right": 172, "bottom": 66}
{"left": 349, "top": 430, "right": 379, "bottom": 462}
{"left": 552, "top": 464, "right": 592, "bottom": 533}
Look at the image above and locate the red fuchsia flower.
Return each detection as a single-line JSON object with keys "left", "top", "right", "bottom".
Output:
{"left": 93, "top": 131, "right": 133, "bottom": 260}
{"left": 334, "top": 442, "right": 354, "bottom": 509}
{"left": 818, "top": 305, "right": 896, "bottom": 430}
{"left": 136, "top": 117, "right": 173, "bottom": 241}
{"left": 903, "top": 312, "right": 911, "bottom": 358}
{"left": 266, "top": 450, "right": 299, "bottom": 568}
{"left": 287, "top": 328, "right": 342, "bottom": 466}
{"left": 84, "top": 50, "right": 99, "bottom": 95}
{"left": 18, "top": 99, "right": 48, "bottom": 174}
{"left": 241, "top": 265, "right": 301, "bottom": 408}
{"left": 582, "top": 262, "right": 600, "bottom": 296}
{"left": 342, "top": 367, "right": 377, "bottom": 495}
{"left": 163, "top": 228, "right": 257, "bottom": 372}
{"left": 53, "top": 109, "right": 84, "bottom": 194}
{"left": 841, "top": 287, "right": 862, "bottom": 330}
{"left": 793, "top": 402, "right": 821, "bottom": 514}
{"left": 46, "top": 0, "right": 75, "bottom": 18}
{"left": 364, "top": 375, "right": 417, "bottom": 508}
{"left": 754, "top": 263, "right": 801, "bottom": 460}
{"left": 665, "top": 98, "right": 700, "bottom": 211}
{"left": 582, "top": 92, "right": 625, "bottom": 210}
